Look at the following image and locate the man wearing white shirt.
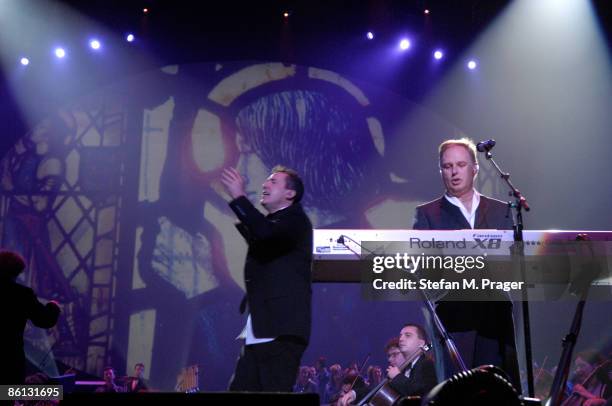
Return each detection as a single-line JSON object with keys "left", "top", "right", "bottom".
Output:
{"left": 222, "top": 165, "right": 312, "bottom": 392}
{"left": 413, "top": 138, "right": 520, "bottom": 390}
{"left": 338, "top": 324, "right": 437, "bottom": 406}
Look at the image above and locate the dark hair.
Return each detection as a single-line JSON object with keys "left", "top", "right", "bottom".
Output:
{"left": 402, "top": 323, "right": 429, "bottom": 343}
{"left": 103, "top": 366, "right": 115, "bottom": 373}
{"left": 0, "top": 250, "right": 26, "bottom": 279}
{"left": 575, "top": 349, "right": 604, "bottom": 366}
{"left": 384, "top": 337, "right": 401, "bottom": 353}
{"left": 272, "top": 165, "right": 304, "bottom": 204}
{"left": 315, "top": 356, "right": 327, "bottom": 368}
{"left": 135, "top": 363, "right": 145, "bottom": 368}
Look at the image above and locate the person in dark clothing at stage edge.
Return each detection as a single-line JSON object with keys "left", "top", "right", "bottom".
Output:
{"left": 221, "top": 165, "right": 313, "bottom": 392}
{"left": 338, "top": 324, "right": 437, "bottom": 405}
{"left": 413, "top": 137, "right": 521, "bottom": 390}
{"left": 0, "top": 250, "right": 61, "bottom": 385}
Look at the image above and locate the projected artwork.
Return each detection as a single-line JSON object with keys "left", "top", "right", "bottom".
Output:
{"left": 0, "top": 102, "right": 128, "bottom": 375}
{"left": 1, "top": 61, "right": 480, "bottom": 390}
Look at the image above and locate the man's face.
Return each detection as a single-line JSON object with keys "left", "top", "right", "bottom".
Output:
{"left": 387, "top": 346, "right": 407, "bottom": 368}
{"left": 440, "top": 144, "right": 477, "bottom": 198}
{"left": 298, "top": 367, "right": 309, "bottom": 384}
{"left": 103, "top": 369, "right": 115, "bottom": 382}
{"left": 398, "top": 326, "right": 425, "bottom": 358}
{"left": 135, "top": 364, "right": 145, "bottom": 378}
{"left": 574, "top": 357, "right": 594, "bottom": 381}
{"left": 260, "top": 172, "right": 295, "bottom": 212}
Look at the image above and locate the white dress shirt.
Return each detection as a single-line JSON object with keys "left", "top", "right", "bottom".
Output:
{"left": 444, "top": 190, "right": 480, "bottom": 228}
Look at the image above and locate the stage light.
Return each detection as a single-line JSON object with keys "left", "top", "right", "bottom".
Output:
{"left": 467, "top": 59, "right": 477, "bottom": 70}
{"left": 434, "top": 50, "right": 444, "bottom": 60}
{"left": 283, "top": 11, "right": 289, "bottom": 18}
{"left": 424, "top": 9, "right": 430, "bottom": 15}
{"left": 366, "top": 31, "right": 374, "bottom": 40}
{"left": 143, "top": 8, "right": 149, "bottom": 14}
{"left": 399, "top": 39, "right": 410, "bottom": 50}
{"left": 126, "top": 33, "right": 135, "bottom": 42}
{"left": 55, "top": 48, "right": 66, "bottom": 58}
{"left": 89, "top": 39, "right": 101, "bottom": 50}
{"left": 20, "top": 57, "right": 29, "bottom": 66}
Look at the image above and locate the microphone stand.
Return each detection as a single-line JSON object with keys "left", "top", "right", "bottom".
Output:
{"left": 481, "top": 147, "right": 534, "bottom": 397}
{"left": 546, "top": 235, "right": 599, "bottom": 406}
{"left": 417, "top": 279, "right": 468, "bottom": 374}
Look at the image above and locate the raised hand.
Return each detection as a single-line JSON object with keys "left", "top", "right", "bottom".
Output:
{"left": 220, "top": 167, "right": 246, "bottom": 200}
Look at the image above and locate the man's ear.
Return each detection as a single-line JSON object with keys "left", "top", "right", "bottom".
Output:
{"left": 286, "top": 189, "right": 296, "bottom": 201}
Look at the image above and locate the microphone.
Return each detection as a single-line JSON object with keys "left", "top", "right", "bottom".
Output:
{"left": 476, "top": 139, "right": 496, "bottom": 152}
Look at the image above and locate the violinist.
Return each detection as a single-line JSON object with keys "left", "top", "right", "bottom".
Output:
{"left": 562, "top": 351, "right": 611, "bottom": 406}
{"left": 338, "top": 324, "right": 438, "bottom": 405}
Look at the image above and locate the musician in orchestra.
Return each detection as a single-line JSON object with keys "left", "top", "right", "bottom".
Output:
{"left": 413, "top": 138, "right": 520, "bottom": 389}
{"left": 222, "top": 165, "right": 313, "bottom": 392}
{"left": 338, "top": 324, "right": 437, "bottom": 405}
{"left": 95, "top": 366, "right": 125, "bottom": 393}
{"left": 126, "top": 362, "right": 149, "bottom": 392}
{"left": 293, "top": 366, "right": 319, "bottom": 393}
{"left": 323, "top": 364, "right": 345, "bottom": 404}
{"left": 564, "top": 351, "right": 611, "bottom": 406}
{"left": 0, "top": 250, "right": 61, "bottom": 386}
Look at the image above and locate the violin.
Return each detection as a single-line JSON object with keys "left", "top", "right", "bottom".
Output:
{"left": 355, "top": 344, "right": 430, "bottom": 406}
{"left": 560, "top": 360, "right": 610, "bottom": 406}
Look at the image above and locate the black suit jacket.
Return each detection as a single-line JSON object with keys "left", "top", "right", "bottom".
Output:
{"left": 229, "top": 196, "right": 313, "bottom": 343}
{"left": 0, "top": 279, "right": 61, "bottom": 384}
{"left": 355, "top": 356, "right": 438, "bottom": 401}
{"left": 412, "top": 194, "right": 514, "bottom": 338}
{"left": 413, "top": 195, "right": 512, "bottom": 230}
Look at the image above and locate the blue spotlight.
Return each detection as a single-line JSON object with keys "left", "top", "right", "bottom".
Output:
{"left": 89, "top": 39, "right": 101, "bottom": 50}
{"left": 399, "top": 38, "right": 410, "bottom": 50}
{"left": 20, "top": 57, "right": 30, "bottom": 66}
{"left": 126, "top": 33, "right": 135, "bottom": 42}
{"left": 433, "top": 50, "right": 444, "bottom": 60}
{"left": 366, "top": 31, "right": 374, "bottom": 40}
{"left": 467, "top": 59, "right": 478, "bottom": 70}
{"left": 55, "top": 47, "right": 66, "bottom": 58}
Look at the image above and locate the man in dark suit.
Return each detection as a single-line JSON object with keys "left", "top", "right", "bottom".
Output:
{"left": 413, "top": 138, "right": 520, "bottom": 390}
{"left": 338, "top": 324, "right": 437, "bottom": 405}
{"left": 127, "top": 362, "right": 149, "bottom": 392}
{"left": 0, "top": 250, "right": 61, "bottom": 385}
{"left": 221, "top": 165, "right": 312, "bottom": 392}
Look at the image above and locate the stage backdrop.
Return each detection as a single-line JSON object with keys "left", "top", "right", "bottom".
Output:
{"left": 1, "top": 61, "right": 610, "bottom": 391}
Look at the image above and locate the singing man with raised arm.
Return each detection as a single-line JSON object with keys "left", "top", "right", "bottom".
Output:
{"left": 222, "top": 165, "right": 313, "bottom": 392}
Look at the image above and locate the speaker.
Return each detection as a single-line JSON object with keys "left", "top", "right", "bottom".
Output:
{"left": 60, "top": 392, "right": 319, "bottom": 405}
{"left": 422, "top": 365, "right": 527, "bottom": 406}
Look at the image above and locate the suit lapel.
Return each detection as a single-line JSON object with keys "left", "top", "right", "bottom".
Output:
{"left": 475, "top": 196, "right": 488, "bottom": 229}
{"left": 440, "top": 197, "right": 471, "bottom": 229}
